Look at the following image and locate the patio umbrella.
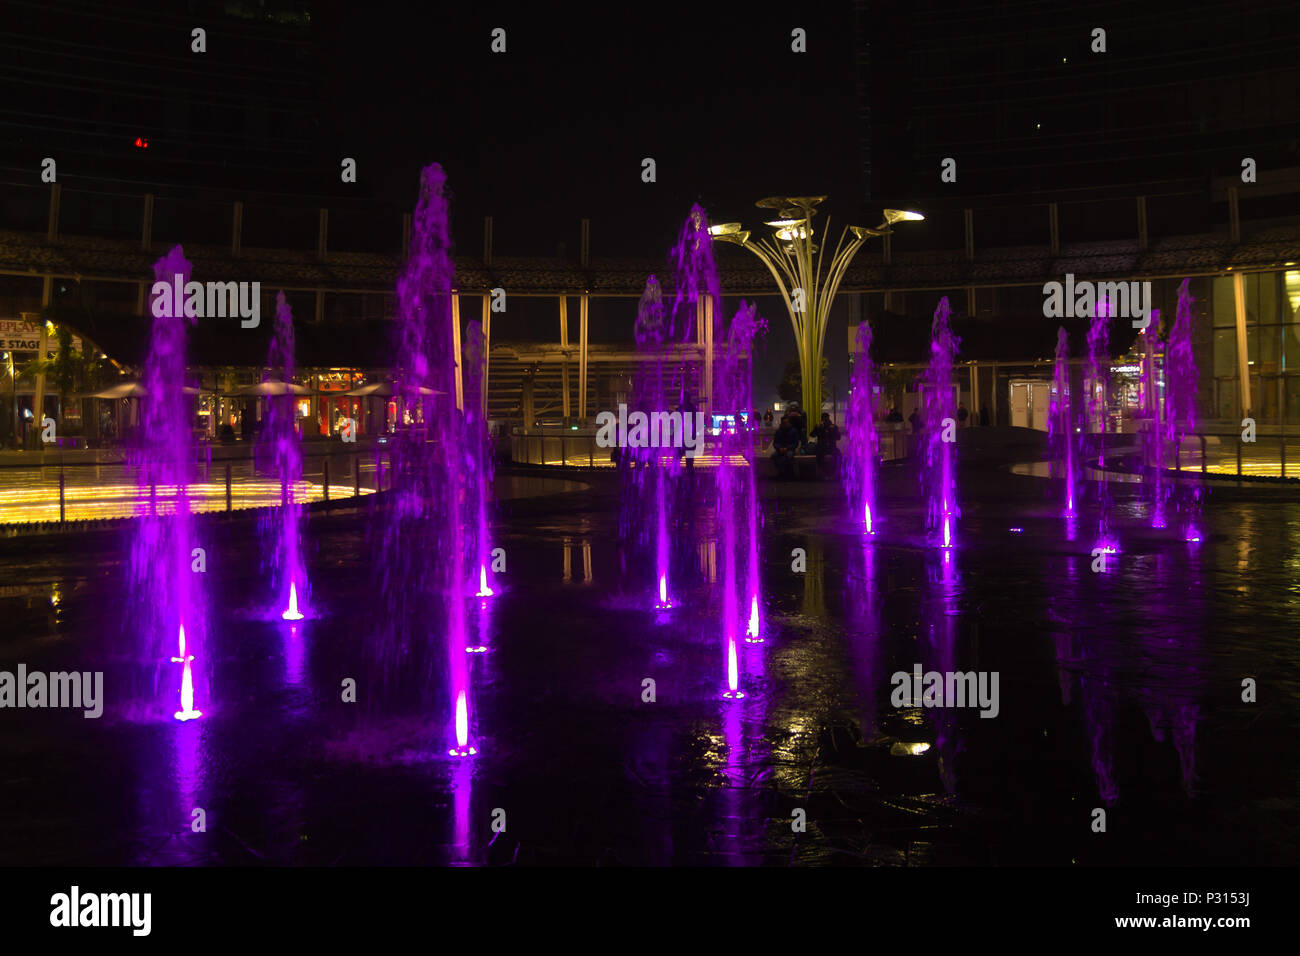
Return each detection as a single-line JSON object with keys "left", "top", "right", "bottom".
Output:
{"left": 86, "top": 381, "right": 200, "bottom": 398}
{"left": 233, "top": 379, "right": 311, "bottom": 396}
{"left": 344, "top": 381, "right": 445, "bottom": 397}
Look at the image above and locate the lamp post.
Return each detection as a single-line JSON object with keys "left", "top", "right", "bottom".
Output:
{"left": 710, "top": 198, "right": 923, "bottom": 418}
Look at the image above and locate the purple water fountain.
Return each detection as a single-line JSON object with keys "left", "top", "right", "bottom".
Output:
{"left": 845, "top": 322, "right": 880, "bottom": 534}
{"left": 374, "top": 163, "right": 474, "bottom": 756}
{"left": 1162, "top": 279, "right": 1203, "bottom": 541}
{"left": 129, "top": 245, "right": 205, "bottom": 721}
{"left": 462, "top": 318, "right": 497, "bottom": 601}
{"left": 1086, "top": 298, "right": 1117, "bottom": 556}
{"left": 1049, "top": 327, "right": 1079, "bottom": 518}
{"left": 258, "top": 291, "right": 308, "bottom": 621}
{"left": 620, "top": 275, "right": 679, "bottom": 608}
{"left": 919, "top": 298, "right": 960, "bottom": 548}
{"left": 714, "top": 300, "right": 765, "bottom": 696}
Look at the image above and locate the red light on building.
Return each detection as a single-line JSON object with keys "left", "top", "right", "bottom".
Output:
{"left": 134, "top": 137, "right": 149, "bottom": 148}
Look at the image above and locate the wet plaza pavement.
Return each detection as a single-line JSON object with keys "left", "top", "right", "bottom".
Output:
{"left": 1, "top": 454, "right": 1297, "bottom": 867}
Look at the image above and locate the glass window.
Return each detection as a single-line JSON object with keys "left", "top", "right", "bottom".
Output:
{"left": 1286, "top": 322, "right": 1300, "bottom": 373}
{"left": 1213, "top": 329, "right": 1238, "bottom": 378}
{"left": 1284, "top": 270, "right": 1300, "bottom": 322}
{"left": 1212, "top": 276, "right": 1236, "bottom": 327}
{"left": 1260, "top": 324, "right": 1282, "bottom": 373}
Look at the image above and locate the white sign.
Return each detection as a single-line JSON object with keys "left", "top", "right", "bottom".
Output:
{"left": 0, "top": 319, "right": 81, "bottom": 353}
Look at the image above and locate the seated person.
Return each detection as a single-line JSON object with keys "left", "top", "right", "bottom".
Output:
{"left": 771, "top": 414, "right": 799, "bottom": 478}
{"left": 788, "top": 410, "right": 808, "bottom": 453}
{"left": 810, "top": 413, "right": 840, "bottom": 463}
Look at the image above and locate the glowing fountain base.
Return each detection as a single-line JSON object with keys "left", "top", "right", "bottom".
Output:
{"left": 1094, "top": 539, "right": 1120, "bottom": 571}
{"left": 171, "top": 626, "right": 202, "bottom": 721}
{"left": 721, "top": 689, "right": 746, "bottom": 700}
{"left": 281, "top": 582, "right": 305, "bottom": 621}
{"left": 448, "top": 745, "right": 478, "bottom": 757}
{"left": 465, "top": 645, "right": 488, "bottom": 654}
{"left": 653, "top": 575, "right": 673, "bottom": 610}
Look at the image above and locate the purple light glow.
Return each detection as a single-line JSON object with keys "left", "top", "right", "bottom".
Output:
{"left": 281, "top": 581, "right": 304, "bottom": 621}
{"left": 1049, "top": 327, "right": 1079, "bottom": 520}
{"left": 259, "top": 291, "right": 309, "bottom": 624}
{"left": 621, "top": 274, "right": 684, "bottom": 612}
{"left": 714, "top": 296, "right": 764, "bottom": 699}
{"left": 449, "top": 689, "right": 477, "bottom": 756}
{"left": 1162, "top": 280, "right": 1205, "bottom": 540}
{"left": 920, "top": 299, "right": 961, "bottom": 550}
{"left": 1086, "top": 300, "right": 1113, "bottom": 546}
{"left": 745, "top": 594, "right": 761, "bottom": 643}
{"left": 376, "top": 164, "right": 478, "bottom": 758}
{"left": 171, "top": 624, "right": 202, "bottom": 722}
{"left": 846, "top": 322, "right": 880, "bottom": 538}
{"left": 131, "top": 246, "right": 207, "bottom": 722}
{"left": 475, "top": 565, "right": 494, "bottom": 598}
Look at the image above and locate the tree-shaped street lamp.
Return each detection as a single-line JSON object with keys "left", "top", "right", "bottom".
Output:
{"left": 709, "top": 197, "right": 923, "bottom": 418}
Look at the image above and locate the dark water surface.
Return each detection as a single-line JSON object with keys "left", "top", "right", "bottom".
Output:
{"left": 1, "top": 463, "right": 1296, "bottom": 866}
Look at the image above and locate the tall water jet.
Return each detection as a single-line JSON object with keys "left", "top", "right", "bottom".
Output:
{"left": 258, "top": 291, "right": 307, "bottom": 620}
{"left": 373, "top": 163, "right": 473, "bottom": 756}
{"left": 1085, "top": 298, "right": 1117, "bottom": 554}
{"left": 619, "top": 275, "right": 678, "bottom": 608}
{"left": 715, "top": 301, "right": 764, "bottom": 694}
{"left": 619, "top": 205, "right": 724, "bottom": 610}
{"left": 1162, "top": 279, "right": 1203, "bottom": 541}
{"left": 845, "top": 321, "right": 880, "bottom": 534}
{"left": 462, "top": 319, "right": 496, "bottom": 597}
{"left": 669, "top": 203, "right": 722, "bottom": 346}
{"left": 919, "top": 298, "right": 960, "bottom": 548}
{"left": 130, "top": 245, "right": 205, "bottom": 720}
{"left": 1049, "top": 327, "right": 1079, "bottom": 518}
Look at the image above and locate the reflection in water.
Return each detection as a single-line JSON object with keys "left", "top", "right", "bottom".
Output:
{"left": 720, "top": 703, "right": 744, "bottom": 864}
{"left": 802, "top": 543, "right": 826, "bottom": 619}
{"left": 450, "top": 759, "right": 473, "bottom": 866}
{"left": 698, "top": 538, "right": 716, "bottom": 584}
{"left": 845, "top": 540, "right": 884, "bottom": 736}
{"left": 561, "top": 537, "right": 594, "bottom": 584}
{"left": 923, "top": 552, "right": 960, "bottom": 793}
{"left": 159, "top": 718, "right": 208, "bottom": 864}
{"left": 283, "top": 621, "right": 307, "bottom": 688}
{"left": 1137, "top": 553, "right": 1202, "bottom": 796}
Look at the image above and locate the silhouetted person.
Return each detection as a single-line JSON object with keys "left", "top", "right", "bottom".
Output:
{"left": 772, "top": 414, "right": 798, "bottom": 479}
{"left": 810, "top": 412, "right": 841, "bottom": 472}
{"left": 789, "top": 410, "right": 807, "bottom": 451}
{"left": 763, "top": 409, "right": 773, "bottom": 427}
{"left": 980, "top": 405, "right": 990, "bottom": 427}
{"left": 957, "top": 402, "right": 969, "bottom": 425}
{"left": 681, "top": 393, "right": 697, "bottom": 473}
{"left": 886, "top": 407, "right": 903, "bottom": 423}
{"left": 908, "top": 409, "right": 921, "bottom": 434}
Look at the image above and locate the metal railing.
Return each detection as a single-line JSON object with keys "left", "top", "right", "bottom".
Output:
{"left": 0, "top": 448, "right": 393, "bottom": 530}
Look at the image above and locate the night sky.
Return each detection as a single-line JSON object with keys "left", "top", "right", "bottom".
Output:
{"left": 313, "top": 1, "right": 864, "bottom": 404}
{"left": 315, "top": 2, "right": 864, "bottom": 256}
